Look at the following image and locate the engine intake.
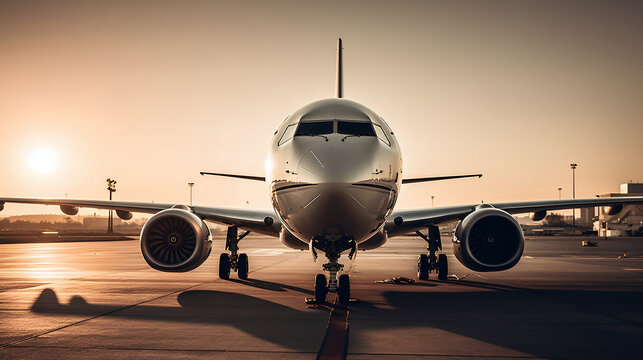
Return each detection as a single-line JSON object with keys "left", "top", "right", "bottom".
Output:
{"left": 453, "top": 207, "right": 524, "bottom": 272}
{"left": 140, "top": 208, "right": 212, "bottom": 272}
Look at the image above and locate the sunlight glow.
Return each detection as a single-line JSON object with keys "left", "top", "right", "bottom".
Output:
{"left": 28, "top": 148, "right": 57, "bottom": 174}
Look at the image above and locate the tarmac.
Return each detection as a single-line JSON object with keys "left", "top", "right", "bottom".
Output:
{"left": 0, "top": 234, "right": 641, "bottom": 359}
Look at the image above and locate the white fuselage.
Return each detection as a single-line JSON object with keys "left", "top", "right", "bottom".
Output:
{"left": 265, "top": 98, "right": 402, "bottom": 252}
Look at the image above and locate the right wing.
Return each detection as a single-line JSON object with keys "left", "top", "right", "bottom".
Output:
{"left": 0, "top": 197, "right": 281, "bottom": 236}
{"left": 402, "top": 174, "right": 482, "bottom": 184}
{"left": 386, "top": 196, "right": 643, "bottom": 237}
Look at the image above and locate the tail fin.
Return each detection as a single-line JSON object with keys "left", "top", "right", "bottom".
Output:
{"left": 336, "top": 38, "right": 343, "bottom": 98}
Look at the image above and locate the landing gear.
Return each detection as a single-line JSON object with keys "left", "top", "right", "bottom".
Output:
{"left": 416, "top": 225, "right": 449, "bottom": 281}
{"left": 218, "top": 226, "right": 251, "bottom": 280}
{"left": 310, "top": 235, "right": 355, "bottom": 304}
{"left": 418, "top": 254, "right": 429, "bottom": 280}
{"left": 338, "top": 274, "right": 350, "bottom": 305}
{"left": 219, "top": 253, "right": 231, "bottom": 279}
{"left": 315, "top": 274, "right": 327, "bottom": 303}
{"left": 437, "top": 253, "right": 448, "bottom": 280}
{"left": 238, "top": 253, "right": 249, "bottom": 280}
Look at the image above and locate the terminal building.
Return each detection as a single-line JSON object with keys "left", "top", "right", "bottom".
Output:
{"left": 595, "top": 182, "right": 643, "bottom": 236}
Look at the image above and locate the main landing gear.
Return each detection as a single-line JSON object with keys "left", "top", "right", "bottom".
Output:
{"left": 416, "top": 225, "right": 448, "bottom": 281}
{"left": 219, "top": 226, "right": 250, "bottom": 280}
{"left": 311, "top": 237, "right": 356, "bottom": 305}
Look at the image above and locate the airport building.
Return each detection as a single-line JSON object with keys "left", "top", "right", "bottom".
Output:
{"left": 595, "top": 182, "right": 643, "bottom": 236}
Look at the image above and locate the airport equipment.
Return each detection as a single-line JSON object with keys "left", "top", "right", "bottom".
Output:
{"left": 106, "top": 178, "right": 116, "bottom": 233}
{"left": 570, "top": 164, "right": 577, "bottom": 226}
{"left": 2, "top": 39, "right": 643, "bottom": 304}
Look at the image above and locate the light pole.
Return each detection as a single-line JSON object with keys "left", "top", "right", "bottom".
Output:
{"left": 558, "top": 187, "right": 562, "bottom": 200}
{"left": 431, "top": 195, "right": 435, "bottom": 207}
{"left": 106, "top": 178, "right": 117, "bottom": 233}
{"left": 570, "top": 163, "right": 577, "bottom": 227}
{"left": 188, "top": 182, "right": 194, "bottom": 206}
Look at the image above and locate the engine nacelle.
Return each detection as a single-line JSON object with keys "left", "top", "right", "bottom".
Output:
{"left": 358, "top": 230, "right": 387, "bottom": 250}
{"left": 140, "top": 208, "right": 212, "bottom": 272}
{"left": 453, "top": 207, "right": 524, "bottom": 272}
{"left": 116, "top": 210, "right": 133, "bottom": 220}
{"left": 60, "top": 205, "right": 79, "bottom": 216}
{"left": 280, "top": 229, "right": 308, "bottom": 250}
{"left": 529, "top": 210, "right": 547, "bottom": 221}
{"left": 604, "top": 204, "right": 623, "bottom": 216}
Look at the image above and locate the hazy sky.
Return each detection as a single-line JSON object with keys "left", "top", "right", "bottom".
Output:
{"left": 1, "top": 0, "right": 642, "bottom": 217}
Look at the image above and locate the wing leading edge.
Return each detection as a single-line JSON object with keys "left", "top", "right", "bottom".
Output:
{"left": 0, "top": 197, "right": 281, "bottom": 236}
{"left": 386, "top": 196, "right": 643, "bottom": 237}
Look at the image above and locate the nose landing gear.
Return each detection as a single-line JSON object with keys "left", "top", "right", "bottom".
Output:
{"left": 311, "top": 237, "right": 355, "bottom": 305}
{"left": 313, "top": 261, "right": 351, "bottom": 305}
{"left": 219, "top": 226, "right": 250, "bottom": 280}
{"left": 416, "top": 225, "right": 448, "bottom": 281}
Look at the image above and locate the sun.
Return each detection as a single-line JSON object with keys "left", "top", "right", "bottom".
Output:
{"left": 29, "top": 148, "right": 57, "bottom": 174}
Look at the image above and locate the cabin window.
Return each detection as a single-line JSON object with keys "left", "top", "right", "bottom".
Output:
{"left": 337, "top": 121, "right": 375, "bottom": 136}
{"left": 373, "top": 124, "right": 391, "bottom": 146}
{"left": 278, "top": 124, "right": 297, "bottom": 145}
{"left": 295, "top": 121, "right": 334, "bottom": 136}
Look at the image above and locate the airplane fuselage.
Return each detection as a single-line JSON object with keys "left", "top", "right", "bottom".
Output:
{"left": 266, "top": 98, "right": 402, "bottom": 254}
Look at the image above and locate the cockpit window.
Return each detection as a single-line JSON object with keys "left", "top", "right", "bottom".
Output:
{"left": 373, "top": 124, "right": 391, "bottom": 146}
{"left": 278, "top": 124, "right": 297, "bottom": 145}
{"left": 337, "top": 121, "right": 375, "bottom": 136}
{"left": 295, "top": 121, "right": 333, "bottom": 136}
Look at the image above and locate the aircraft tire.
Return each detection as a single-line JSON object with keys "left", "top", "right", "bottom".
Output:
{"left": 338, "top": 274, "right": 350, "bottom": 305}
{"left": 238, "top": 253, "right": 249, "bottom": 279}
{"left": 219, "top": 253, "right": 231, "bottom": 279}
{"left": 418, "top": 254, "right": 429, "bottom": 280}
{"left": 314, "top": 274, "right": 327, "bottom": 303}
{"left": 437, "top": 254, "right": 448, "bottom": 280}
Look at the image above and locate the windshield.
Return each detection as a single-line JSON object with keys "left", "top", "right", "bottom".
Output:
{"left": 337, "top": 121, "right": 375, "bottom": 136}
{"left": 295, "top": 121, "right": 333, "bottom": 136}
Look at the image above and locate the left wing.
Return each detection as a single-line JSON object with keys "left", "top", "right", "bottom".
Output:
{"left": 386, "top": 197, "right": 643, "bottom": 237}
{"left": 200, "top": 172, "right": 265, "bottom": 181}
{"left": 0, "top": 197, "right": 280, "bottom": 236}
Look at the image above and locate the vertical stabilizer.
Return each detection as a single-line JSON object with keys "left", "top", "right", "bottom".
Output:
{"left": 336, "top": 38, "right": 343, "bottom": 98}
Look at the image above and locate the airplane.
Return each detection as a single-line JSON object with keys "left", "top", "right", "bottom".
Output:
{"left": 2, "top": 38, "right": 642, "bottom": 305}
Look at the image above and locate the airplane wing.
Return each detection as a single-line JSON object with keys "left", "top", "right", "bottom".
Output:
{"left": 402, "top": 174, "right": 482, "bottom": 184}
{"left": 0, "top": 197, "right": 281, "bottom": 236}
{"left": 200, "top": 172, "right": 265, "bottom": 181}
{"left": 385, "top": 197, "right": 643, "bottom": 237}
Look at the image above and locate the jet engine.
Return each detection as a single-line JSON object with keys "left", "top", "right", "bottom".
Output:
{"left": 140, "top": 207, "right": 212, "bottom": 272}
{"left": 453, "top": 206, "right": 524, "bottom": 272}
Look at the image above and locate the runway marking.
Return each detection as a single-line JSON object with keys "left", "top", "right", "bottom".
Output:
{"left": 316, "top": 297, "right": 349, "bottom": 360}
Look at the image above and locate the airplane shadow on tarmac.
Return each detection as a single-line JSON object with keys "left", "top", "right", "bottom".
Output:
{"left": 30, "top": 280, "right": 643, "bottom": 359}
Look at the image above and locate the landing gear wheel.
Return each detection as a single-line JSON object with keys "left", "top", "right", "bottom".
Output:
{"left": 437, "top": 253, "right": 448, "bottom": 280}
{"left": 218, "top": 253, "right": 231, "bottom": 279}
{"left": 338, "top": 274, "right": 350, "bottom": 305}
{"left": 315, "top": 274, "right": 327, "bottom": 304}
{"left": 238, "top": 253, "right": 249, "bottom": 279}
{"left": 418, "top": 254, "right": 429, "bottom": 280}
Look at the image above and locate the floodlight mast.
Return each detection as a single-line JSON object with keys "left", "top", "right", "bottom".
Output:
{"left": 106, "top": 178, "right": 117, "bottom": 233}
{"left": 570, "top": 164, "right": 577, "bottom": 227}
{"left": 188, "top": 182, "right": 194, "bottom": 206}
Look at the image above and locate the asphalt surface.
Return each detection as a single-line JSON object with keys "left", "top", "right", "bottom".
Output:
{"left": 0, "top": 235, "right": 641, "bottom": 359}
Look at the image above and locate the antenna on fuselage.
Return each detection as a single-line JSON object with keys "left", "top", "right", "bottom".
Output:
{"left": 336, "top": 38, "right": 343, "bottom": 98}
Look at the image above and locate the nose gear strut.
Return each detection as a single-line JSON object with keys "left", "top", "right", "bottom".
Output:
{"left": 219, "top": 226, "right": 250, "bottom": 280}
{"left": 309, "top": 236, "right": 354, "bottom": 305}
{"left": 416, "top": 225, "right": 448, "bottom": 280}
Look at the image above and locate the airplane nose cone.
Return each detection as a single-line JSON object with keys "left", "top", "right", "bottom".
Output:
{"left": 297, "top": 139, "right": 378, "bottom": 183}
